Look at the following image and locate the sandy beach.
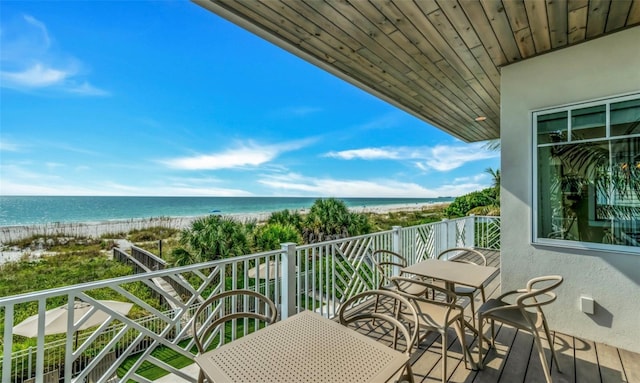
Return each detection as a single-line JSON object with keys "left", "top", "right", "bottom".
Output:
{"left": 0, "top": 202, "right": 448, "bottom": 248}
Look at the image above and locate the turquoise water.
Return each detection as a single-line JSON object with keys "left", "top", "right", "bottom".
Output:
{"left": 0, "top": 196, "right": 453, "bottom": 226}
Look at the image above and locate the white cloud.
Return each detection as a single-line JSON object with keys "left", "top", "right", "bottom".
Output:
{"left": 68, "top": 81, "right": 110, "bottom": 96}
{"left": 0, "top": 165, "right": 255, "bottom": 196}
{"left": 273, "top": 106, "right": 322, "bottom": 118}
{"left": 325, "top": 143, "right": 499, "bottom": 172}
{"left": 0, "top": 14, "right": 108, "bottom": 95}
{"left": 355, "top": 113, "right": 403, "bottom": 131}
{"left": 1, "top": 63, "right": 69, "bottom": 87}
{"left": 45, "top": 162, "right": 64, "bottom": 170}
{"left": 420, "top": 144, "right": 498, "bottom": 171}
{"left": 163, "top": 146, "right": 277, "bottom": 170}
{"left": 0, "top": 139, "right": 21, "bottom": 152}
{"left": 23, "top": 15, "right": 51, "bottom": 47}
{"left": 325, "top": 148, "right": 400, "bottom": 160}
{"left": 453, "top": 173, "right": 488, "bottom": 184}
{"left": 162, "top": 139, "right": 313, "bottom": 170}
{"left": 258, "top": 173, "right": 483, "bottom": 198}
{"left": 97, "top": 181, "right": 254, "bottom": 197}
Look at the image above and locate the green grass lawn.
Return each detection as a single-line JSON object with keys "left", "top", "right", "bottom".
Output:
{"left": 117, "top": 320, "right": 262, "bottom": 381}
{"left": 117, "top": 339, "right": 196, "bottom": 382}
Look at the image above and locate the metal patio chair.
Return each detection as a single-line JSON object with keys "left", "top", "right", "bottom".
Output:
{"left": 192, "top": 289, "right": 278, "bottom": 383}
{"left": 477, "top": 275, "right": 564, "bottom": 383}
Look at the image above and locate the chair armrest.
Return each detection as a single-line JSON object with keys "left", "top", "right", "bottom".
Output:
{"left": 494, "top": 289, "right": 528, "bottom": 301}
{"left": 390, "top": 276, "right": 458, "bottom": 302}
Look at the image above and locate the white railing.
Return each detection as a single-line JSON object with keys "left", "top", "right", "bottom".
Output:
{"left": 0, "top": 216, "right": 500, "bottom": 383}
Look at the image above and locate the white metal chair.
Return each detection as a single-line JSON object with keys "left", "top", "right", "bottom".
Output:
{"left": 337, "top": 289, "right": 419, "bottom": 383}
{"left": 192, "top": 289, "right": 278, "bottom": 383}
{"left": 477, "top": 275, "right": 564, "bottom": 383}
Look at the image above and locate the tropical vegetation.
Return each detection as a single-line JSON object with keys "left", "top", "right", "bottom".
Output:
{"left": 445, "top": 167, "right": 501, "bottom": 217}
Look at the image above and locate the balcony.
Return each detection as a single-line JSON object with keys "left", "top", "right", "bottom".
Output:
{"left": 2, "top": 216, "right": 638, "bottom": 382}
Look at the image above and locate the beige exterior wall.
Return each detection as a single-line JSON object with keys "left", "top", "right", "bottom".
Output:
{"left": 500, "top": 26, "right": 640, "bottom": 352}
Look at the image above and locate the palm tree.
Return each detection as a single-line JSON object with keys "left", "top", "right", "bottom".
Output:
{"left": 482, "top": 139, "right": 500, "bottom": 152}
{"left": 172, "top": 215, "right": 251, "bottom": 266}
{"left": 464, "top": 167, "right": 501, "bottom": 216}
{"left": 302, "top": 198, "right": 371, "bottom": 243}
{"left": 254, "top": 222, "right": 302, "bottom": 251}
{"left": 486, "top": 167, "right": 500, "bottom": 193}
{"left": 268, "top": 209, "right": 303, "bottom": 231}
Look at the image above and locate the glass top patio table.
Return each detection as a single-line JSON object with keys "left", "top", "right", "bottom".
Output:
{"left": 194, "top": 310, "right": 409, "bottom": 383}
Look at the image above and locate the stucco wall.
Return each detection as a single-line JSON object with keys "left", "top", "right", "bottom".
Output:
{"left": 500, "top": 26, "right": 640, "bottom": 352}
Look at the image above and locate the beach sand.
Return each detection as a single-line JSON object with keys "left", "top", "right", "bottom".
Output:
{"left": 0, "top": 202, "right": 448, "bottom": 247}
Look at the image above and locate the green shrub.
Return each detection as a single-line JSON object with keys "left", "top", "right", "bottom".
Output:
{"left": 254, "top": 223, "right": 302, "bottom": 251}
{"left": 128, "top": 227, "right": 179, "bottom": 242}
{"left": 302, "top": 198, "right": 371, "bottom": 243}
{"left": 444, "top": 187, "right": 497, "bottom": 218}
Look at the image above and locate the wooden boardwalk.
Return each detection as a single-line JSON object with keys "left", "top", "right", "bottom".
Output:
{"left": 361, "top": 250, "right": 640, "bottom": 383}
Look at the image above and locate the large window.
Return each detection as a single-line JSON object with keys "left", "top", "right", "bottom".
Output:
{"left": 534, "top": 94, "right": 640, "bottom": 252}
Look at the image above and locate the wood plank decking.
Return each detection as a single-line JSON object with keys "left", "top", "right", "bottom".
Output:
{"left": 360, "top": 249, "right": 640, "bottom": 383}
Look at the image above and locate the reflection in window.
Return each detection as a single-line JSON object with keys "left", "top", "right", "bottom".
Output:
{"left": 536, "top": 95, "right": 640, "bottom": 250}
{"left": 537, "top": 111, "right": 567, "bottom": 144}
{"left": 611, "top": 99, "right": 640, "bottom": 137}
{"left": 571, "top": 105, "right": 605, "bottom": 140}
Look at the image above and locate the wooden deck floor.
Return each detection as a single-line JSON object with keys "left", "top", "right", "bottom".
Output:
{"left": 360, "top": 250, "right": 640, "bottom": 383}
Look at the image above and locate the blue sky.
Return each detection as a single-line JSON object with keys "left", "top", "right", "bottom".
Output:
{"left": 0, "top": 1, "right": 499, "bottom": 198}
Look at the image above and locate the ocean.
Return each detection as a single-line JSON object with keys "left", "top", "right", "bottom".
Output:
{"left": 0, "top": 196, "right": 453, "bottom": 226}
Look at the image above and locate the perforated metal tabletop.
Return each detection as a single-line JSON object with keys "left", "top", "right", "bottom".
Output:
{"left": 194, "top": 310, "right": 408, "bottom": 383}
{"left": 402, "top": 259, "right": 498, "bottom": 289}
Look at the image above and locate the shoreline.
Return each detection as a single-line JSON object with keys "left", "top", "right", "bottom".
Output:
{"left": 0, "top": 202, "right": 449, "bottom": 245}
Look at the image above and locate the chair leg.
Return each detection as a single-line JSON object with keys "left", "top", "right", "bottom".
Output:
{"left": 478, "top": 288, "right": 486, "bottom": 329}
{"left": 468, "top": 295, "right": 475, "bottom": 328}
{"left": 532, "top": 327, "right": 553, "bottom": 383}
{"left": 441, "top": 330, "right": 448, "bottom": 383}
{"left": 477, "top": 315, "right": 484, "bottom": 369}
{"left": 403, "top": 362, "right": 415, "bottom": 383}
{"left": 541, "top": 319, "right": 561, "bottom": 372}
{"left": 453, "top": 319, "right": 472, "bottom": 370}
{"left": 490, "top": 319, "right": 496, "bottom": 348}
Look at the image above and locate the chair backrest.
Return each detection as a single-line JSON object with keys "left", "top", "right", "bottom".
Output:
{"left": 517, "top": 275, "right": 564, "bottom": 308}
{"left": 390, "top": 276, "right": 464, "bottom": 326}
{"left": 337, "top": 289, "right": 418, "bottom": 355}
{"left": 192, "top": 289, "right": 278, "bottom": 353}
{"left": 437, "top": 247, "right": 487, "bottom": 266}
{"left": 372, "top": 250, "right": 408, "bottom": 287}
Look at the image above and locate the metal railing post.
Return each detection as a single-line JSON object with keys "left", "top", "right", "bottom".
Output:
{"left": 280, "top": 242, "right": 296, "bottom": 320}
{"left": 392, "top": 226, "right": 402, "bottom": 273}
{"left": 447, "top": 219, "right": 457, "bottom": 249}
{"left": 391, "top": 226, "right": 402, "bottom": 254}
{"left": 437, "top": 219, "right": 449, "bottom": 257}
{"left": 466, "top": 215, "right": 476, "bottom": 248}
{"left": 3, "top": 304, "right": 14, "bottom": 383}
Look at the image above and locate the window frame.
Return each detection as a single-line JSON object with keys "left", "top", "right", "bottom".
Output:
{"left": 532, "top": 92, "right": 640, "bottom": 254}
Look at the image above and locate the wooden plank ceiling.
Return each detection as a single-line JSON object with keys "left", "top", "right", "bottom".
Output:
{"left": 194, "top": 0, "right": 640, "bottom": 143}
